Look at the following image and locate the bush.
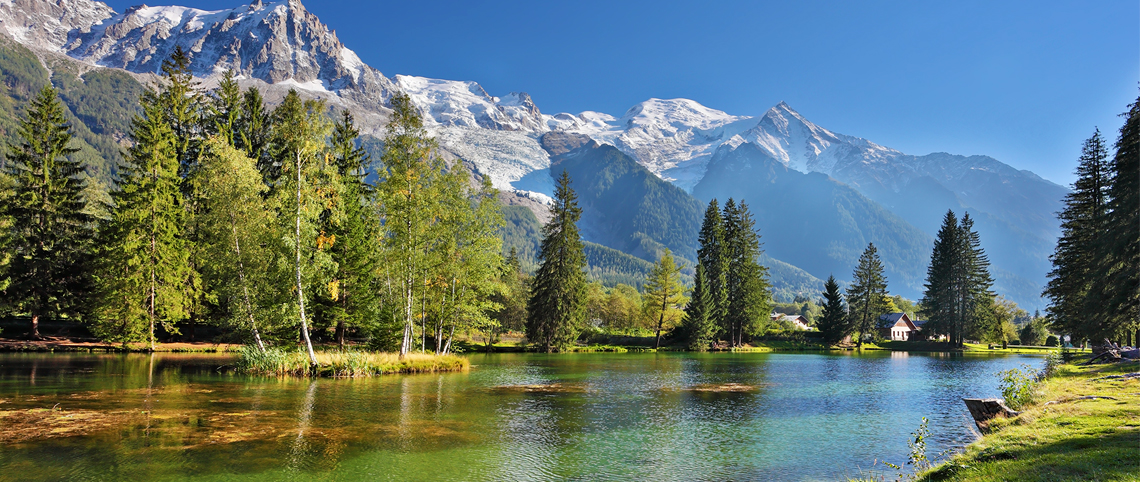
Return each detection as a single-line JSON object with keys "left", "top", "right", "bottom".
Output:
{"left": 997, "top": 365, "right": 1040, "bottom": 410}
{"left": 1045, "top": 335, "right": 1059, "bottom": 347}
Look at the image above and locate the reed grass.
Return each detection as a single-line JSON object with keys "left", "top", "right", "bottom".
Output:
{"left": 236, "top": 346, "right": 470, "bottom": 378}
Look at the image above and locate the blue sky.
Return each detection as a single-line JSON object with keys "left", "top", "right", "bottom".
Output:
{"left": 103, "top": 0, "right": 1137, "bottom": 186}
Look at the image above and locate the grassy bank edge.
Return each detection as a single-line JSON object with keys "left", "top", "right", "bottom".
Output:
{"left": 912, "top": 359, "right": 1140, "bottom": 482}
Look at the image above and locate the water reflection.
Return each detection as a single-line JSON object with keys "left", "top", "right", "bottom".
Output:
{"left": 0, "top": 351, "right": 1045, "bottom": 481}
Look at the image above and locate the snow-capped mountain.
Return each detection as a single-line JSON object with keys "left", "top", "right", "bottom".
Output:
{"left": 0, "top": 0, "right": 113, "bottom": 50}
{"left": 36, "top": 0, "right": 395, "bottom": 111}
{"left": 0, "top": 0, "right": 1066, "bottom": 309}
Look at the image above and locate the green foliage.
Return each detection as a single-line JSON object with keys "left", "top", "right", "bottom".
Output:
{"left": 642, "top": 249, "right": 687, "bottom": 348}
{"left": 1019, "top": 316, "right": 1051, "bottom": 346}
{"left": 722, "top": 199, "right": 772, "bottom": 346}
{"left": 921, "top": 210, "right": 995, "bottom": 347}
{"left": 997, "top": 365, "right": 1040, "bottom": 410}
{"left": 93, "top": 99, "right": 190, "bottom": 346}
{"left": 1093, "top": 95, "right": 1140, "bottom": 343}
{"left": 682, "top": 265, "right": 717, "bottom": 350}
{"left": 2, "top": 86, "right": 93, "bottom": 336}
{"left": 697, "top": 199, "right": 729, "bottom": 336}
{"left": 818, "top": 275, "right": 851, "bottom": 345}
{"left": 1044, "top": 335, "right": 1059, "bottom": 347}
{"left": 526, "top": 170, "right": 588, "bottom": 352}
{"left": 846, "top": 243, "right": 889, "bottom": 347}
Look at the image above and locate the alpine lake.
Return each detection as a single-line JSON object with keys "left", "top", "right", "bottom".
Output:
{"left": 0, "top": 350, "right": 1045, "bottom": 481}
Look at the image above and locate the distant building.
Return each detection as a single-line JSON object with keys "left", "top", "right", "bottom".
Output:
{"left": 879, "top": 313, "right": 919, "bottom": 341}
{"left": 772, "top": 313, "right": 813, "bottom": 331}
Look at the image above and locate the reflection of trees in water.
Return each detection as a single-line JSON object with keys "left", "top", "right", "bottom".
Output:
{"left": 289, "top": 380, "right": 319, "bottom": 470}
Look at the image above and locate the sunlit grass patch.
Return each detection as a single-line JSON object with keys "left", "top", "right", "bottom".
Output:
{"left": 236, "top": 346, "right": 469, "bottom": 377}
{"left": 916, "top": 360, "right": 1140, "bottom": 482}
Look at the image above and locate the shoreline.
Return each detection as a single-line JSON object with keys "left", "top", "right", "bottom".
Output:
{"left": 915, "top": 358, "right": 1139, "bottom": 481}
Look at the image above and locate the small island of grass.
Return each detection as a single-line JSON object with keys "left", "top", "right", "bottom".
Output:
{"left": 236, "top": 347, "right": 470, "bottom": 378}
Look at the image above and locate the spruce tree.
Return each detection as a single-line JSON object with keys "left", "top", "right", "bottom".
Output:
{"left": 818, "top": 275, "right": 850, "bottom": 346}
{"left": 722, "top": 199, "right": 771, "bottom": 346}
{"left": 1044, "top": 129, "right": 1112, "bottom": 341}
{"left": 94, "top": 100, "right": 191, "bottom": 348}
{"left": 1097, "top": 94, "right": 1140, "bottom": 344}
{"left": 696, "top": 199, "right": 728, "bottom": 338}
{"left": 526, "top": 170, "right": 587, "bottom": 352}
{"left": 960, "top": 213, "right": 995, "bottom": 342}
{"left": 846, "top": 243, "right": 888, "bottom": 348}
{"left": 683, "top": 264, "right": 716, "bottom": 350}
{"left": 643, "top": 249, "right": 687, "bottom": 349}
{"left": 318, "top": 109, "right": 381, "bottom": 347}
{"left": 2, "top": 86, "right": 93, "bottom": 339}
{"left": 921, "top": 210, "right": 994, "bottom": 347}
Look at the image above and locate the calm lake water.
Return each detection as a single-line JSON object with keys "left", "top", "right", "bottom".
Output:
{"left": 0, "top": 351, "right": 1044, "bottom": 481}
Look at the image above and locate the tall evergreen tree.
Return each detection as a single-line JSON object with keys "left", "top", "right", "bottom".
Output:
{"left": 696, "top": 199, "right": 728, "bottom": 336}
{"left": 722, "top": 199, "right": 771, "bottom": 346}
{"left": 642, "top": 249, "right": 687, "bottom": 349}
{"left": 94, "top": 101, "right": 190, "bottom": 348}
{"left": 1044, "top": 129, "right": 1112, "bottom": 341}
{"left": 2, "top": 86, "right": 93, "bottom": 339}
{"left": 1096, "top": 94, "right": 1140, "bottom": 344}
{"left": 526, "top": 170, "right": 588, "bottom": 352}
{"left": 818, "top": 275, "right": 850, "bottom": 346}
{"left": 921, "top": 210, "right": 994, "bottom": 346}
{"left": 960, "top": 213, "right": 996, "bottom": 342}
{"left": 683, "top": 264, "right": 716, "bottom": 350}
{"left": 317, "top": 109, "right": 381, "bottom": 347}
{"left": 846, "top": 243, "right": 888, "bottom": 348}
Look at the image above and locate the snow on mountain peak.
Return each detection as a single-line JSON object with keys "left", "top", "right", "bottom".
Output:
{"left": 58, "top": 0, "right": 393, "bottom": 109}
{"left": 0, "top": 0, "right": 114, "bottom": 50}
{"left": 394, "top": 75, "right": 547, "bottom": 132}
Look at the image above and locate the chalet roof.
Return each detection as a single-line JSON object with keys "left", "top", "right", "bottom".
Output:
{"left": 879, "top": 313, "right": 908, "bottom": 323}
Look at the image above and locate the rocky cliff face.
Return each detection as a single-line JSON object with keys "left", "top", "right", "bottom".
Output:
{"left": 61, "top": 0, "right": 394, "bottom": 109}
{"left": 0, "top": 0, "right": 113, "bottom": 51}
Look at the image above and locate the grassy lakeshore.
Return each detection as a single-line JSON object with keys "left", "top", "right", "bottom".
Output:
{"left": 916, "top": 359, "right": 1140, "bottom": 482}
{"left": 236, "top": 347, "right": 470, "bottom": 377}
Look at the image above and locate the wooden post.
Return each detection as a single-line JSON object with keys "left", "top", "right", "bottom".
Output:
{"left": 962, "top": 398, "right": 1019, "bottom": 433}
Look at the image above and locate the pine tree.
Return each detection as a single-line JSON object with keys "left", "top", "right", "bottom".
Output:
{"left": 1044, "top": 129, "right": 1112, "bottom": 341}
{"left": 2, "top": 86, "right": 93, "bottom": 339}
{"left": 1096, "top": 94, "right": 1140, "bottom": 344}
{"left": 818, "top": 275, "right": 849, "bottom": 346}
{"left": 94, "top": 100, "right": 190, "bottom": 348}
{"left": 683, "top": 264, "right": 716, "bottom": 350}
{"left": 922, "top": 210, "right": 960, "bottom": 343}
{"left": 722, "top": 199, "right": 771, "bottom": 346}
{"left": 643, "top": 249, "right": 687, "bottom": 349}
{"left": 526, "top": 170, "right": 588, "bottom": 352}
{"left": 696, "top": 199, "right": 728, "bottom": 338}
{"left": 846, "top": 243, "right": 888, "bottom": 348}
{"left": 207, "top": 70, "right": 243, "bottom": 147}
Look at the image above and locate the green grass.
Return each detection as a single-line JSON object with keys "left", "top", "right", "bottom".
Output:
{"left": 236, "top": 346, "right": 470, "bottom": 378}
{"left": 915, "top": 359, "right": 1140, "bottom": 482}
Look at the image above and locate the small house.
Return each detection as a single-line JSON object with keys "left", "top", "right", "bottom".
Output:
{"left": 772, "top": 313, "right": 813, "bottom": 331}
{"left": 879, "top": 313, "right": 918, "bottom": 341}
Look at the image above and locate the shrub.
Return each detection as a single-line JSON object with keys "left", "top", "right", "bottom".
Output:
{"left": 1045, "top": 335, "right": 1059, "bottom": 347}
{"left": 997, "top": 365, "right": 1040, "bottom": 410}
